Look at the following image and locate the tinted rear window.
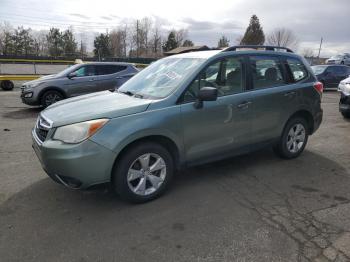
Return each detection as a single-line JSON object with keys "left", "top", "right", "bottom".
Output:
{"left": 96, "top": 65, "right": 127, "bottom": 75}
{"left": 287, "top": 58, "right": 308, "bottom": 82}
{"left": 249, "top": 56, "right": 286, "bottom": 89}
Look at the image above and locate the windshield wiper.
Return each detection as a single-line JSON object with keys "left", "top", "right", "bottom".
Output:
{"left": 134, "top": 93, "right": 144, "bottom": 99}
{"left": 118, "top": 90, "right": 135, "bottom": 96}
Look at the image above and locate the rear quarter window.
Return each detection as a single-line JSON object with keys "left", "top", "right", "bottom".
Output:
{"left": 287, "top": 58, "right": 308, "bottom": 82}
{"left": 96, "top": 65, "right": 127, "bottom": 75}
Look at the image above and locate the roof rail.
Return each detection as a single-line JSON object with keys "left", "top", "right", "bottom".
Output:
{"left": 223, "top": 45, "right": 293, "bottom": 53}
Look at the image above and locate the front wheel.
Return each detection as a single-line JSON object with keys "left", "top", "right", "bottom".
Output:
{"left": 41, "top": 90, "right": 64, "bottom": 108}
{"left": 273, "top": 117, "right": 309, "bottom": 159}
{"left": 112, "top": 142, "right": 174, "bottom": 203}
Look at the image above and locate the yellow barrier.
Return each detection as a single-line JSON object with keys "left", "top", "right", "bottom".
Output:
{"left": 0, "top": 75, "right": 41, "bottom": 81}
{"left": 0, "top": 58, "right": 75, "bottom": 64}
{"left": 0, "top": 58, "right": 149, "bottom": 68}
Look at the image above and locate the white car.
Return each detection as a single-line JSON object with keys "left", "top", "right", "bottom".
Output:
{"left": 326, "top": 54, "right": 350, "bottom": 65}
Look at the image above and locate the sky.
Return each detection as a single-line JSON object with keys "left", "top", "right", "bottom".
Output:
{"left": 1, "top": 0, "right": 349, "bottom": 57}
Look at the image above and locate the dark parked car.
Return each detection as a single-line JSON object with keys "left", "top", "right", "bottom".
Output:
{"left": 311, "top": 65, "right": 350, "bottom": 89}
{"left": 21, "top": 62, "right": 139, "bottom": 107}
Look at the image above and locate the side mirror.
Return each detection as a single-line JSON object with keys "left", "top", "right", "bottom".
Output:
{"left": 194, "top": 87, "right": 218, "bottom": 109}
{"left": 67, "top": 72, "right": 77, "bottom": 79}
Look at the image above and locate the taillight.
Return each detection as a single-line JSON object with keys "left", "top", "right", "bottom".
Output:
{"left": 314, "top": 81, "right": 323, "bottom": 94}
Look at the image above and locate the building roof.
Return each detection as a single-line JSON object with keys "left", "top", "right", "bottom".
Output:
{"left": 164, "top": 45, "right": 210, "bottom": 56}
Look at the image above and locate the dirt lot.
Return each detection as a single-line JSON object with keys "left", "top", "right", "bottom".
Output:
{"left": 0, "top": 90, "right": 349, "bottom": 262}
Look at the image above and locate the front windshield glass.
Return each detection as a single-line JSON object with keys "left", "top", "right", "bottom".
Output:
{"left": 118, "top": 57, "right": 205, "bottom": 99}
{"left": 311, "top": 66, "right": 327, "bottom": 75}
{"left": 55, "top": 64, "right": 80, "bottom": 77}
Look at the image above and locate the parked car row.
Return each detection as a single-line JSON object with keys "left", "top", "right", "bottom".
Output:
{"left": 326, "top": 53, "right": 350, "bottom": 65}
{"left": 310, "top": 64, "right": 350, "bottom": 119}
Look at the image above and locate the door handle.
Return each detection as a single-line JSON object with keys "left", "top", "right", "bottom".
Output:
{"left": 115, "top": 76, "right": 124, "bottom": 79}
{"left": 89, "top": 79, "right": 95, "bottom": 82}
{"left": 237, "top": 101, "right": 252, "bottom": 109}
{"left": 284, "top": 91, "right": 296, "bottom": 97}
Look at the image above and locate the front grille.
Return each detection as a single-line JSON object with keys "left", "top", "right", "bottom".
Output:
{"left": 34, "top": 115, "right": 52, "bottom": 143}
{"left": 35, "top": 127, "right": 48, "bottom": 142}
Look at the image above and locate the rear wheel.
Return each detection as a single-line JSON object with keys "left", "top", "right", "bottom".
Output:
{"left": 41, "top": 90, "right": 64, "bottom": 108}
{"left": 273, "top": 117, "right": 309, "bottom": 159}
{"left": 1, "top": 80, "right": 14, "bottom": 91}
{"left": 112, "top": 142, "right": 174, "bottom": 203}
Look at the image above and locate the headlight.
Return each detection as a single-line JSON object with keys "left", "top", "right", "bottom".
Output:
{"left": 339, "top": 82, "right": 350, "bottom": 96}
{"left": 53, "top": 119, "right": 109, "bottom": 144}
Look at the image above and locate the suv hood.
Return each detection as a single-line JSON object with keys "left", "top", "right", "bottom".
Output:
{"left": 42, "top": 91, "right": 152, "bottom": 127}
{"left": 25, "top": 74, "right": 58, "bottom": 85}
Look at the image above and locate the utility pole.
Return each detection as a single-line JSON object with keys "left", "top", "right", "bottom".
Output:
{"left": 136, "top": 20, "right": 139, "bottom": 58}
{"left": 317, "top": 37, "right": 323, "bottom": 61}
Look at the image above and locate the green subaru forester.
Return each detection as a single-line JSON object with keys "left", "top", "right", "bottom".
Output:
{"left": 32, "top": 46, "right": 323, "bottom": 203}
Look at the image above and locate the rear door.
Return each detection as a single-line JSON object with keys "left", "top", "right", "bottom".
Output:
{"left": 95, "top": 65, "right": 128, "bottom": 91}
{"left": 247, "top": 55, "right": 294, "bottom": 144}
{"left": 66, "top": 65, "right": 98, "bottom": 96}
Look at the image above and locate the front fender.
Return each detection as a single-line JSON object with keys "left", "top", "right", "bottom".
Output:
{"left": 90, "top": 105, "right": 185, "bottom": 162}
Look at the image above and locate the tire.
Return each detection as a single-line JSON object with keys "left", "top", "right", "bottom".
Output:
{"left": 341, "top": 61, "right": 345, "bottom": 65}
{"left": 112, "top": 142, "right": 174, "bottom": 203}
{"left": 341, "top": 111, "right": 350, "bottom": 119}
{"left": 273, "top": 117, "right": 309, "bottom": 159}
{"left": 1, "top": 80, "right": 14, "bottom": 91}
{"left": 40, "top": 90, "right": 64, "bottom": 108}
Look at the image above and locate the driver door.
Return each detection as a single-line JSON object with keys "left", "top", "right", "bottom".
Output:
{"left": 180, "top": 57, "right": 252, "bottom": 163}
{"left": 66, "top": 65, "right": 98, "bottom": 96}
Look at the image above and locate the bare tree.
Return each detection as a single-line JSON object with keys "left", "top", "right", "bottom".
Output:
{"left": 301, "top": 47, "right": 314, "bottom": 58}
{"left": 150, "top": 25, "right": 162, "bottom": 57}
{"left": 266, "top": 28, "right": 298, "bottom": 50}
{"left": 110, "top": 28, "right": 127, "bottom": 57}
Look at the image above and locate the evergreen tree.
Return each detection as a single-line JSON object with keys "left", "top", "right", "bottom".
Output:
{"left": 163, "top": 31, "right": 178, "bottom": 51}
{"left": 94, "top": 33, "right": 111, "bottom": 59}
{"left": 182, "top": 39, "right": 194, "bottom": 47}
{"left": 62, "top": 29, "right": 77, "bottom": 57}
{"left": 218, "top": 35, "right": 230, "bottom": 48}
{"left": 46, "top": 28, "right": 64, "bottom": 57}
{"left": 240, "top": 15, "right": 265, "bottom": 45}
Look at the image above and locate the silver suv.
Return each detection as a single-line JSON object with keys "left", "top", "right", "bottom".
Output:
{"left": 21, "top": 62, "right": 139, "bottom": 107}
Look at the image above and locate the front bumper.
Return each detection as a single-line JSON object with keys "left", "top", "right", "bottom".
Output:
{"left": 32, "top": 130, "right": 117, "bottom": 189}
{"left": 21, "top": 87, "right": 40, "bottom": 106}
{"left": 339, "top": 92, "right": 350, "bottom": 113}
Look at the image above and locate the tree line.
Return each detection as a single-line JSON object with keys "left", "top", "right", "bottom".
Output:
{"left": 0, "top": 15, "right": 305, "bottom": 59}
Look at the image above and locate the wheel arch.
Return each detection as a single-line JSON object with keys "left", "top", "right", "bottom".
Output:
{"left": 111, "top": 134, "right": 182, "bottom": 180}
{"left": 285, "top": 110, "right": 314, "bottom": 134}
{"left": 38, "top": 87, "right": 67, "bottom": 103}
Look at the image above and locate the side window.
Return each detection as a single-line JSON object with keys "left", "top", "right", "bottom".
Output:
{"left": 287, "top": 58, "right": 308, "bottom": 82}
{"left": 97, "top": 65, "right": 127, "bottom": 75}
{"left": 183, "top": 57, "right": 243, "bottom": 102}
{"left": 73, "top": 65, "right": 96, "bottom": 77}
{"left": 249, "top": 56, "right": 286, "bottom": 89}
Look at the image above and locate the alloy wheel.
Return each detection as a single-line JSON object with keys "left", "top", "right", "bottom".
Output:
{"left": 286, "top": 123, "right": 306, "bottom": 153}
{"left": 127, "top": 153, "right": 167, "bottom": 196}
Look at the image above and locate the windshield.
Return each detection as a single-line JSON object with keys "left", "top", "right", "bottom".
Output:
{"left": 311, "top": 66, "right": 327, "bottom": 75}
{"left": 55, "top": 64, "right": 81, "bottom": 77}
{"left": 118, "top": 57, "right": 205, "bottom": 99}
